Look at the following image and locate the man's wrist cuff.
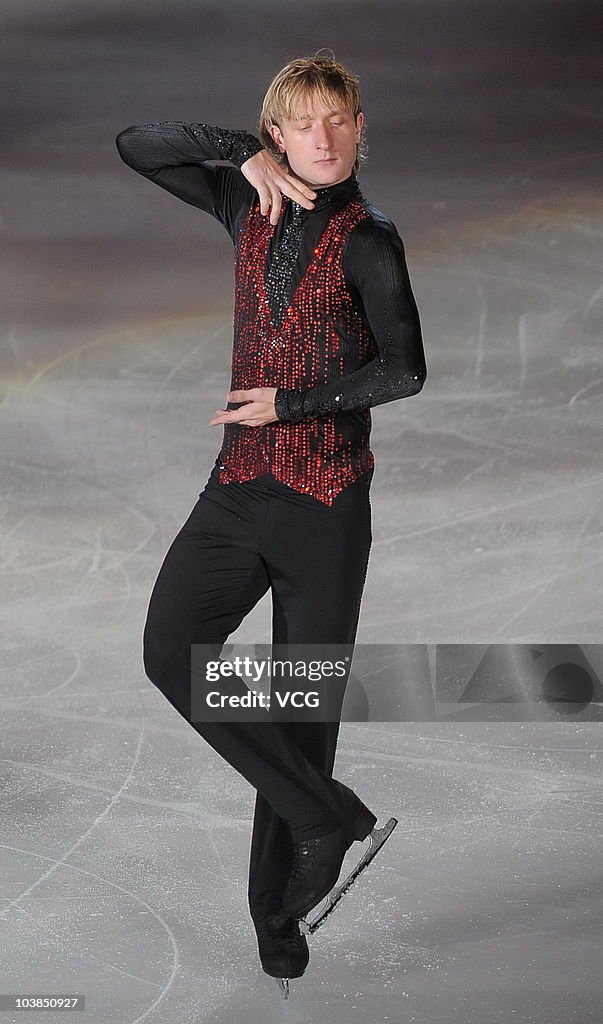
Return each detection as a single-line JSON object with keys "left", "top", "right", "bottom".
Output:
{"left": 232, "top": 134, "right": 264, "bottom": 168}
{"left": 274, "top": 388, "right": 307, "bottom": 423}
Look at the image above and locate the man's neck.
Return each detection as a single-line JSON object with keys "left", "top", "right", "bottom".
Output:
{"left": 296, "top": 171, "right": 361, "bottom": 215}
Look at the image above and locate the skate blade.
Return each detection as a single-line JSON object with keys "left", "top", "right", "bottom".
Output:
{"left": 299, "top": 816, "right": 398, "bottom": 936}
{"left": 275, "top": 977, "right": 289, "bottom": 999}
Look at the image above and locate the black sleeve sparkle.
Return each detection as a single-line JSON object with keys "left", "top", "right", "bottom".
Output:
{"left": 114, "top": 120, "right": 263, "bottom": 237}
{"left": 273, "top": 219, "right": 427, "bottom": 422}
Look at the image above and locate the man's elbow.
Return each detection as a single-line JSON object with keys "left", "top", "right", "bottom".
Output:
{"left": 411, "top": 363, "right": 427, "bottom": 395}
{"left": 115, "top": 126, "right": 142, "bottom": 167}
{"left": 395, "top": 362, "right": 427, "bottom": 399}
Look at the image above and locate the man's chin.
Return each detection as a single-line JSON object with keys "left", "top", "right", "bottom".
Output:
{"left": 305, "top": 161, "right": 350, "bottom": 186}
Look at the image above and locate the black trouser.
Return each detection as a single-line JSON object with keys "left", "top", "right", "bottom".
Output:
{"left": 142, "top": 458, "right": 374, "bottom": 925}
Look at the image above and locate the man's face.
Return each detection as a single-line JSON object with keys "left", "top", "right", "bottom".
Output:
{"left": 268, "top": 94, "right": 364, "bottom": 188}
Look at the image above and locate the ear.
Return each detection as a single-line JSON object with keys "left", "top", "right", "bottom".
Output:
{"left": 268, "top": 123, "right": 286, "bottom": 154}
{"left": 355, "top": 112, "right": 364, "bottom": 140}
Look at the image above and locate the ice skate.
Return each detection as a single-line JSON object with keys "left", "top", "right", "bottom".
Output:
{"left": 283, "top": 809, "right": 398, "bottom": 923}
{"left": 255, "top": 912, "right": 309, "bottom": 998}
{"left": 299, "top": 816, "right": 398, "bottom": 934}
{"left": 276, "top": 977, "right": 289, "bottom": 999}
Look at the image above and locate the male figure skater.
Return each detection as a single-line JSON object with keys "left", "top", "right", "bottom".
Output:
{"left": 115, "top": 52, "right": 426, "bottom": 986}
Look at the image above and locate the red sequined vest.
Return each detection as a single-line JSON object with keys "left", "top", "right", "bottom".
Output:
{"left": 217, "top": 195, "right": 379, "bottom": 505}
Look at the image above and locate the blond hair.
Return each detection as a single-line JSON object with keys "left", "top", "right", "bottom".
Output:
{"left": 258, "top": 51, "right": 367, "bottom": 176}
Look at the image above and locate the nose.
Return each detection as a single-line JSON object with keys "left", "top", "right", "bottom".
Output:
{"left": 315, "top": 123, "right": 334, "bottom": 151}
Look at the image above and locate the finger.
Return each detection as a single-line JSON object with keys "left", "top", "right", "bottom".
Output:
{"left": 227, "top": 407, "right": 255, "bottom": 423}
{"left": 283, "top": 171, "right": 317, "bottom": 197}
{"left": 282, "top": 175, "right": 318, "bottom": 208}
{"left": 258, "top": 188, "right": 272, "bottom": 218}
{"left": 269, "top": 189, "right": 283, "bottom": 226}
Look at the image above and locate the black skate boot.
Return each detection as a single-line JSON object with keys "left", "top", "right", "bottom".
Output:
{"left": 255, "top": 912, "right": 309, "bottom": 981}
{"left": 281, "top": 779, "right": 397, "bottom": 923}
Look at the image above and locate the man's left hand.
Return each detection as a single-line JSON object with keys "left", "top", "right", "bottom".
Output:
{"left": 209, "top": 387, "right": 279, "bottom": 427}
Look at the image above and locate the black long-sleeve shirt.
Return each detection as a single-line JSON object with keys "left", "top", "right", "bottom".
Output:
{"left": 115, "top": 120, "right": 426, "bottom": 423}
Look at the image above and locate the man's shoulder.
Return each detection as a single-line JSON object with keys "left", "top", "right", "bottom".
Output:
{"left": 356, "top": 195, "right": 397, "bottom": 229}
{"left": 344, "top": 196, "right": 403, "bottom": 253}
{"left": 341, "top": 195, "right": 408, "bottom": 291}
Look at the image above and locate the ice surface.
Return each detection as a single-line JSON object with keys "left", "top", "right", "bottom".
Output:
{"left": 1, "top": 1, "right": 602, "bottom": 1021}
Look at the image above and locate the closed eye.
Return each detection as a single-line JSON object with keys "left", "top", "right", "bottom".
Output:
{"left": 299, "top": 122, "right": 345, "bottom": 131}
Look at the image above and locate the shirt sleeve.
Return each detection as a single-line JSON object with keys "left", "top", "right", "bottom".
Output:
{"left": 114, "top": 120, "right": 263, "bottom": 237}
{"left": 273, "top": 219, "right": 427, "bottom": 422}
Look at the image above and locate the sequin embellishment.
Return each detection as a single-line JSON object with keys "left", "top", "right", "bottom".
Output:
{"left": 217, "top": 195, "right": 378, "bottom": 506}
{"left": 264, "top": 201, "right": 307, "bottom": 330}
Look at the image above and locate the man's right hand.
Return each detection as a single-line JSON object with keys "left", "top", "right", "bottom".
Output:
{"left": 240, "top": 149, "right": 316, "bottom": 226}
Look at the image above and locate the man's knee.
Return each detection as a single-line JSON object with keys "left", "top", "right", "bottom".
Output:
{"left": 142, "top": 618, "right": 169, "bottom": 681}
{"left": 142, "top": 624, "right": 226, "bottom": 717}
{"left": 142, "top": 630, "right": 193, "bottom": 722}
